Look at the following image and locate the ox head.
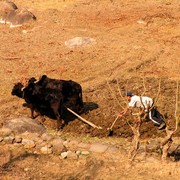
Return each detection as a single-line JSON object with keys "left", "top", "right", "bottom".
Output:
{"left": 11, "top": 82, "right": 24, "bottom": 98}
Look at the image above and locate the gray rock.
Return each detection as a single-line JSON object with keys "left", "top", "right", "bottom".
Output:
{"left": 89, "top": 143, "right": 109, "bottom": 153}
{"left": 76, "top": 150, "right": 81, "bottom": 155}
{"left": 40, "top": 146, "right": 53, "bottom": 154}
{"left": 22, "top": 139, "right": 36, "bottom": 149}
{"left": 61, "top": 152, "right": 68, "bottom": 159}
{"left": 60, "top": 151, "right": 78, "bottom": 160}
{"left": 51, "top": 138, "right": 67, "bottom": 155}
{"left": 3, "top": 136, "right": 15, "bottom": 144}
{"left": 65, "top": 37, "right": 96, "bottom": 48}
{"left": 3, "top": 117, "right": 46, "bottom": 135}
{"left": 81, "top": 151, "right": 90, "bottom": 155}
{"left": 14, "top": 136, "right": 22, "bottom": 143}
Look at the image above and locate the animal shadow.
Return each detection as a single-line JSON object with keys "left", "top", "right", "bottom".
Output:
{"left": 62, "top": 101, "right": 99, "bottom": 125}
{"left": 23, "top": 101, "right": 99, "bottom": 126}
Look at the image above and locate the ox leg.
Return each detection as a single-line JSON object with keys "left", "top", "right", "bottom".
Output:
{"left": 55, "top": 113, "right": 62, "bottom": 130}
{"left": 29, "top": 104, "right": 35, "bottom": 119}
{"left": 51, "top": 102, "right": 63, "bottom": 130}
{"left": 76, "top": 96, "right": 84, "bottom": 114}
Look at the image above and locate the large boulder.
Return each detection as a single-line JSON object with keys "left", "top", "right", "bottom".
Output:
{"left": 3, "top": 117, "right": 46, "bottom": 135}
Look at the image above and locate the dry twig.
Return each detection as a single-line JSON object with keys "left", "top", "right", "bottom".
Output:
{"left": 0, "top": 56, "right": 21, "bottom": 60}
{"left": 106, "top": 79, "right": 124, "bottom": 109}
{"left": 161, "top": 80, "right": 179, "bottom": 160}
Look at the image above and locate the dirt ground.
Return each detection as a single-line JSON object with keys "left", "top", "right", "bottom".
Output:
{"left": 0, "top": 0, "right": 180, "bottom": 179}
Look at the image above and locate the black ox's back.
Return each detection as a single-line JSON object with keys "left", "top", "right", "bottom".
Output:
{"left": 37, "top": 75, "right": 83, "bottom": 113}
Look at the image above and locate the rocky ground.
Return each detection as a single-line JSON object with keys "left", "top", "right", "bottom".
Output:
{"left": 0, "top": 0, "right": 180, "bottom": 179}
{"left": 0, "top": 117, "right": 180, "bottom": 179}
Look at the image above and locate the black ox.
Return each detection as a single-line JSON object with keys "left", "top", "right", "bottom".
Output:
{"left": 11, "top": 75, "right": 83, "bottom": 129}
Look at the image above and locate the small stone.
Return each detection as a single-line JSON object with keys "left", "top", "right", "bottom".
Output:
{"left": 3, "top": 136, "right": 15, "bottom": 144}
{"left": 24, "top": 168, "right": 29, "bottom": 172}
{"left": 51, "top": 138, "right": 67, "bottom": 155}
{"left": 63, "top": 140, "right": 69, "bottom": 147}
{"left": 40, "top": 146, "right": 53, "bottom": 154}
{"left": 61, "top": 152, "right": 68, "bottom": 159}
{"left": 24, "top": 143, "right": 36, "bottom": 149}
{"left": 76, "top": 150, "right": 81, "bottom": 155}
{"left": 15, "top": 136, "right": 22, "bottom": 143}
{"left": 22, "top": 30, "right": 28, "bottom": 34}
{"left": 81, "top": 151, "right": 90, "bottom": 155}
{"left": 65, "top": 37, "right": 96, "bottom": 48}
{"left": 137, "top": 20, "right": 147, "bottom": 25}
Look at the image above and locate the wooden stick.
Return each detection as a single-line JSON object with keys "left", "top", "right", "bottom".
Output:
{"left": 66, "top": 107, "right": 102, "bottom": 129}
{"left": 108, "top": 116, "right": 119, "bottom": 130}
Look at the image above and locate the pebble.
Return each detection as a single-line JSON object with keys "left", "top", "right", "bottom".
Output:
{"left": 3, "top": 136, "right": 15, "bottom": 144}
{"left": 65, "top": 37, "right": 96, "bottom": 48}
{"left": 40, "top": 146, "right": 53, "bottom": 154}
{"left": 81, "top": 151, "right": 90, "bottom": 155}
{"left": 61, "top": 152, "right": 68, "bottom": 159}
{"left": 15, "top": 136, "right": 22, "bottom": 143}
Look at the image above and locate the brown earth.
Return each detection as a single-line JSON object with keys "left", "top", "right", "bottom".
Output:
{"left": 0, "top": 0, "right": 180, "bottom": 179}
